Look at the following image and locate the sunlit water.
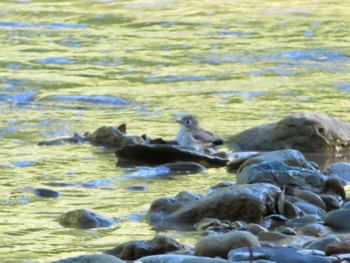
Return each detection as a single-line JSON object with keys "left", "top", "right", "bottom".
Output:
{"left": 0, "top": 0, "right": 350, "bottom": 262}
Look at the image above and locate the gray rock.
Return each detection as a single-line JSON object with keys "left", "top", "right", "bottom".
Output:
{"left": 299, "top": 223, "right": 333, "bottom": 237}
{"left": 194, "top": 230, "right": 260, "bottom": 258}
{"left": 324, "top": 208, "right": 350, "bottom": 230}
{"left": 323, "top": 162, "right": 350, "bottom": 183}
{"left": 135, "top": 254, "right": 231, "bottom": 263}
{"left": 53, "top": 253, "right": 126, "bottom": 263}
{"left": 293, "top": 201, "right": 326, "bottom": 217}
{"left": 228, "top": 246, "right": 334, "bottom": 263}
{"left": 303, "top": 234, "right": 340, "bottom": 251}
{"left": 58, "top": 209, "right": 115, "bottom": 229}
{"left": 227, "top": 112, "right": 350, "bottom": 153}
{"left": 104, "top": 235, "right": 184, "bottom": 261}
{"left": 147, "top": 183, "right": 281, "bottom": 230}
{"left": 236, "top": 161, "right": 325, "bottom": 193}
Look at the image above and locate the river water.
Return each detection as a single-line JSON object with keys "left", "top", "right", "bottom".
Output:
{"left": 1, "top": 0, "right": 350, "bottom": 262}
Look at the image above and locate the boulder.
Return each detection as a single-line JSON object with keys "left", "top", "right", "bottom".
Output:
{"left": 236, "top": 161, "right": 325, "bottom": 193}
{"left": 303, "top": 234, "right": 340, "bottom": 251}
{"left": 227, "top": 112, "right": 350, "bottom": 153}
{"left": 104, "top": 235, "right": 184, "bottom": 261}
{"left": 194, "top": 230, "right": 260, "bottom": 258}
{"left": 58, "top": 209, "right": 115, "bottom": 229}
{"left": 325, "top": 239, "right": 350, "bottom": 255}
{"left": 147, "top": 183, "right": 280, "bottom": 230}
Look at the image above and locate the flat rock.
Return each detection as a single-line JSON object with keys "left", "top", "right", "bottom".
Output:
{"left": 116, "top": 144, "right": 228, "bottom": 168}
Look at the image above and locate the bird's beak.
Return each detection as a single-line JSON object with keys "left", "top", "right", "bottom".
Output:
{"left": 176, "top": 119, "right": 182, "bottom": 124}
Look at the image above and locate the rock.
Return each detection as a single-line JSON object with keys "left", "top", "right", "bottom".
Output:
{"left": 33, "top": 188, "right": 61, "bottom": 198}
{"left": 52, "top": 253, "right": 126, "bottom": 263}
{"left": 323, "top": 176, "right": 346, "bottom": 200}
{"left": 294, "top": 189, "right": 327, "bottom": 211}
{"left": 136, "top": 254, "right": 232, "bottom": 263}
{"left": 116, "top": 144, "right": 228, "bottom": 168}
{"left": 227, "top": 149, "right": 316, "bottom": 173}
{"left": 147, "top": 183, "right": 281, "bottom": 230}
{"left": 293, "top": 201, "right": 326, "bottom": 217}
{"left": 323, "top": 162, "right": 350, "bottom": 183}
{"left": 58, "top": 209, "right": 115, "bottom": 229}
{"left": 236, "top": 160, "right": 325, "bottom": 193}
{"left": 38, "top": 133, "right": 86, "bottom": 146}
{"left": 325, "top": 239, "right": 350, "bottom": 255}
{"left": 227, "top": 112, "right": 350, "bottom": 153}
{"left": 324, "top": 208, "right": 350, "bottom": 230}
{"left": 194, "top": 230, "right": 260, "bottom": 258}
{"left": 85, "top": 125, "right": 146, "bottom": 148}
{"left": 104, "top": 235, "right": 184, "bottom": 261}
{"left": 258, "top": 231, "right": 289, "bottom": 241}
{"left": 299, "top": 223, "right": 333, "bottom": 237}
{"left": 228, "top": 246, "right": 334, "bottom": 263}
{"left": 320, "top": 195, "right": 341, "bottom": 211}
{"left": 303, "top": 234, "right": 341, "bottom": 251}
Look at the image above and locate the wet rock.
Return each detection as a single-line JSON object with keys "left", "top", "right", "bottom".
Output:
{"left": 194, "top": 230, "right": 260, "bottom": 258}
{"left": 323, "top": 176, "right": 346, "bottom": 200}
{"left": 323, "top": 162, "right": 350, "bottom": 183}
{"left": 286, "top": 214, "right": 323, "bottom": 228}
{"left": 236, "top": 160, "right": 325, "bottom": 193}
{"left": 247, "top": 223, "right": 268, "bottom": 235}
{"left": 293, "top": 201, "right": 326, "bottom": 217}
{"left": 294, "top": 189, "right": 327, "bottom": 210}
{"left": 33, "top": 188, "right": 61, "bottom": 198}
{"left": 136, "top": 255, "right": 232, "bottom": 263}
{"left": 85, "top": 125, "right": 146, "bottom": 148}
{"left": 38, "top": 133, "right": 86, "bottom": 146}
{"left": 258, "top": 231, "right": 289, "bottom": 241}
{"left": 52, "top": 253, "right": 126, "bottom": 263}
{"left": 299, "top": 223, "right": 333, "bottom": 237}
{"left": 127, "top": 185, "right": 148, "bottom": 191}
{"left": 104, "top": 235, "right": 184, "bottom": 261}
{"left": 58, "top": 209, "right": 115, "bottom": 229}
{"left": 116, "top": 144, "right": 228, "bottom": 168}
{"left": 320, "top": 195, "right": 341, "bottom": 211}
{"left": 228, "top": 246, "right": 334, "bottom": 263}
{"left": 227, "top": 112, "right": 350, "bottom": 153}
{"left": 209, "top": 181, "right": 235, "bottom": 191}
{"left": 277, "top": 227, "right": 297, "bottom": 235}
{"left": 228, "top": 149, "right": 316, "bottom": 173}
{"left": 147, "top": 183, "right": 280, "bottom": 230}
{"left": 325, "top": 239, "right": 350, "bottom": 255}
{"left": 324, "top": 208, "right": 350, "bottom": 230}
{"left": 194, "top": 218, "right": 237, "bottom": 235}
{"left": 303, "top": 234, "right": 340, "bottom": 251}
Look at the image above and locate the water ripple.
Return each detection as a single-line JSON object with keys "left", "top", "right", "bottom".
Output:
{"left": 40, "top": 95, "right": 131, "bottom": 105}
{"left": 0, "top": 21, "right": 88, "bottom": 29}
{"left": 146, "top": 75, "right": 218, "bottom": 82}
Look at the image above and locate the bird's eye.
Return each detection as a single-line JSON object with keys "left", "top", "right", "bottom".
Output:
{"left": 186, "top": 120, "right": 191, "bottom": 124}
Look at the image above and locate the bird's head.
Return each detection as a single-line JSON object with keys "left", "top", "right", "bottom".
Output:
{"left": 176, "top": 115, "right": 199, "bottom": 129}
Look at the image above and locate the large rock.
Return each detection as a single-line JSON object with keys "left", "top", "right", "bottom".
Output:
{"left": 227, "top": 112, "right": 350, "bottom": 153}
{"left": 323, "top": 162, "right": 350, "bottom": 183}
{"left": 147, "top": 183, "right": 281, "bottom": 230}
{"left": 324, "top": 208, "right": 350, "bottom": 230}
{"left": 104, "top": 235, "right": 184, "bottom": 261}
{"left": 194, "top": 231, "right": 260, "bottom": 258}
{"left": 236, "top": 160, "right": 326, "bottom": 193}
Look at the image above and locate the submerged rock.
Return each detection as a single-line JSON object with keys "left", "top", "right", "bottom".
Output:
{"left": 227, "top": 112, "right": 350, "bottom": 153}
{"left": 104, "top": 235, "right": 184, "bottom": 261}
{"left": 38, "top": 133, "right": 86, "bottom": 146}
{"left": 194, "top": 230, "right": 260, "bottom": 258}
{"left": 58, "top": 209, "right": 115, "bottom": 229}
{"left": 116, "top": 144, "right": 228, "bottom": 168}
{"left": 147, "top": 183, "right": 280, "bottom": 230}
{"left": 33, "top": 188, "right": 61, "bottom": 198}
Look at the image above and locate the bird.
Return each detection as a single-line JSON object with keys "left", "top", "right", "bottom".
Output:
{"left": 175, "top": 114, "right": 223, "bottom": 149}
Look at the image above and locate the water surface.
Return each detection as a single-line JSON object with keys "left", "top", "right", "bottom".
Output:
{"left": 1, "top": 0, "right": 350, "bottom": 261}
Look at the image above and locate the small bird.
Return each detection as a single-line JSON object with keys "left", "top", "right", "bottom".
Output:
{"left": 175, "top": 114, "right": 223, "bottom": 149}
